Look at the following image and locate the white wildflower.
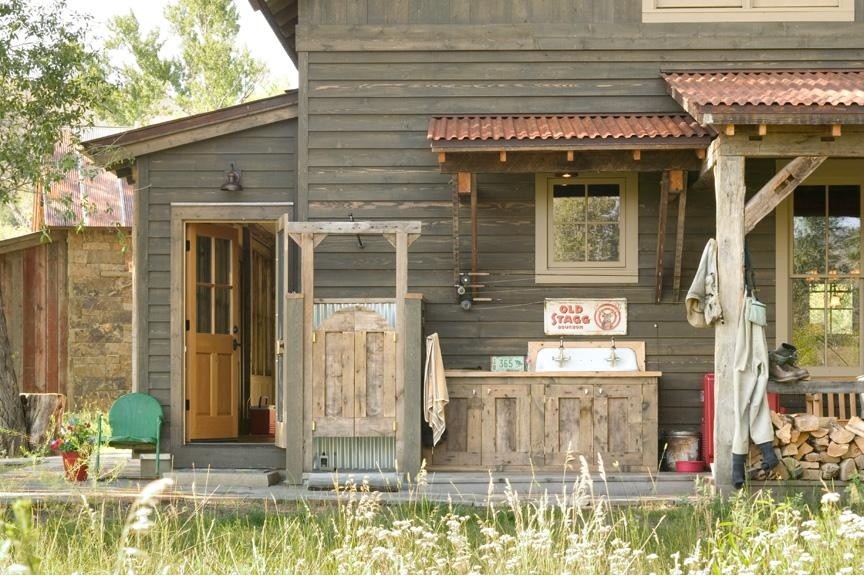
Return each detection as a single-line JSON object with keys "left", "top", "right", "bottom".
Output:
{"left": 822, "top": 492, "right": 841, "bottom": 506}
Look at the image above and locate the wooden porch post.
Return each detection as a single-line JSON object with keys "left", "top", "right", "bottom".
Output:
{"left": 713, "top": 153, "right": 745, "bottom": 494}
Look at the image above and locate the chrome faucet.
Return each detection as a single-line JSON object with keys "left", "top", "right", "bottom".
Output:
{"left": 607, "top": 337, "right": 618, "bottom": 367}
{"left": 554, "top": 336, "right": 570, "bottom": 366}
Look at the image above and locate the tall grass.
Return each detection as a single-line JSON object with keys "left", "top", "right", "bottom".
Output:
{"left": 1, "top": 458, "right": 864, "bottom": 574}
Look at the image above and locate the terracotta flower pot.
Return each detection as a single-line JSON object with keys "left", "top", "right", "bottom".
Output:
{"left": 61, "top": 451, "right": 88, "bottom": 481}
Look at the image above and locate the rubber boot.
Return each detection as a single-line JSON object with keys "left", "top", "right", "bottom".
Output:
{"left": 758, "top": 441, "right": 779, "bottom": 471}
{"left": 732, "top": 453, "right": 747, "bottom": 489}
{"left": 771, "top": 343, "right": 810, "bottom": 380}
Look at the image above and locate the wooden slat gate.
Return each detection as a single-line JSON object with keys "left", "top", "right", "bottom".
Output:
{"left": 312, "top": 307, "right": 397, "bottom": 438}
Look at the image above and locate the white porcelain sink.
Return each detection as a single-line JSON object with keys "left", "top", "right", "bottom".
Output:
{"left": 528, "top": 340, "right": 645, "bottom": 372}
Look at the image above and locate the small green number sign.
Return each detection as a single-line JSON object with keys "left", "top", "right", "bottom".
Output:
{"left": 491, "top": 356, "right": 525, "bottom": 372}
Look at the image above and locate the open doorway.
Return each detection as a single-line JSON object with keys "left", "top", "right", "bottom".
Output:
{"left": 184, "top": 221, "right": 278, "bottom": 444}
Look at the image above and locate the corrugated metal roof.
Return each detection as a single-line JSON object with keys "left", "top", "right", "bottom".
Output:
{"left": 664, "top": 70, "right": 864, "bottom": 108}
{"left": 427, "top": 114, "right": 713, "bottom": 146}
{"left": 43, "top": 141, "right": 134, "bottom": 228}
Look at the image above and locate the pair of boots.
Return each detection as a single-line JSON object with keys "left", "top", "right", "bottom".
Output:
{"left": 769, "top": 343, "right": 809, "bottom": 383}
{"left": 732, "top": 442, "right": 779, "bottom": 489}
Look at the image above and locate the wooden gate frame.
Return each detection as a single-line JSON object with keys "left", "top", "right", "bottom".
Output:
{"left": 281, "top": 220, "right": 422, "bottom": 478}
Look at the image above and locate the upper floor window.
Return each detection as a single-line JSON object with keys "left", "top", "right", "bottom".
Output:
{"left": 642, "top": 0, "right": 853, "bottom": 22}
{"left": 535, "top": 173, "right": 638, "bottom": 284}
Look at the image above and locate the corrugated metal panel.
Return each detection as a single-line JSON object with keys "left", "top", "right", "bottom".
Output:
{"left": 427, "top": 114, "right": 713, "bottom": 143}
{"left": 313, "top": 437, "right": 396, "bottom": 471}
{"left": 43, "top": 140, "right": 135, "bottom": 228}
{"left": 663, "top": 70, "right": 864, "bottom": 107}
{"left": 313, "top": 301, "right": 396, "bottom": 329}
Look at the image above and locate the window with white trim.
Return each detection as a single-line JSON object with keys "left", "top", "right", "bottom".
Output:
{"left": 777, "top": 161, "right": 864, "bottom": 376}
{"left": 535, "top": 173, "right": 638, "bottom": 284}
{"left": 642, "top": 0, "right": 853, "bottom": 22}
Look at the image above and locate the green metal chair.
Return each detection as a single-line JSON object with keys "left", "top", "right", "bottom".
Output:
{"left": 96, "top": 393, "right": 164, "bottom": 477}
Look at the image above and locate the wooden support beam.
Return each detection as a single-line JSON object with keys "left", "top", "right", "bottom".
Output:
{"left": 452, "top": 178, "right": 460, "bottom": 286}
{"left": 456, "top": 171, "right": 473, "bottom": 195}
{"left": 832, "top": 124, "right": 842, "bottom": 137}
{"left": 566, "top": 150, "right": 574, "bottom": 162}
{"left": 654, "top": 172, "right": 670, "bottom": 304}
{"left": 282, "top": 221, "right": 421, "bottom": 234}
{"left": 714, "top": 154, "right": 746, "bottom": 496}
{"left": 632, "top": 150, "right": 641, "bottom": 161}
{"left": 499, "top": 151, "right": 507, "bottom": 163}
{"left": 471, "top": 177, "right": 479, "bottom": 299}
{"left": 743, "top": 156, "right": 827, "bottom": 234}
{"left": 673, "top": 180, "right": 688, "bottom": 301}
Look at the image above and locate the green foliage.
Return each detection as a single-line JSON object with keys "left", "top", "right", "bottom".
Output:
{"left": 49, "top": 414, "right": 98, "bottom": 459}
{"left": 0, "top": 0, "right": 108, "bottom": 203}
{"left": 100, "top": 0, "right": 270, "bottom": 126}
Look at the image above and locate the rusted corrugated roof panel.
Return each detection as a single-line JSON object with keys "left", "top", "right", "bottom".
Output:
{"left": 664, "top": 70, "right": 864, "bottom": 107}
{"left": 43, "top": 141, "right": 134, "bottom": 228}
{"left": 428, "top": 114, "right": 714, "bottom": 148}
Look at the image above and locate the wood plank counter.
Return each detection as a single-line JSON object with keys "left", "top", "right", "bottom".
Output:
{"left": 423, "top": 371, "right": 660, "bottom": 472}
{"left": 767, "top": 379, "right": 864, "bottom": 394}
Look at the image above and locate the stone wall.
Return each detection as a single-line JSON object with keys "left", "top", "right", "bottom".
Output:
{"left": 66, "top": 228, "right": 133, "bottom": 411}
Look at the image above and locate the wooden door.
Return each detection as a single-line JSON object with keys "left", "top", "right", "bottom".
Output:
{"left": 593, "top": 384, "right": 643, "bottom": 468}
{"left": 186, "top": 224, "right": 240, "bottom": 440}
{"left": 426, "top": 382, "right": 483, "bottom": 467}
{"left": 311, "top": 307, "right": 396, "bottom": 437}
{"left": 543, "top": 383, "right": 594, "bottom": 467}
{"left": 482, "top": 384, "right": 532, "bottom": 466}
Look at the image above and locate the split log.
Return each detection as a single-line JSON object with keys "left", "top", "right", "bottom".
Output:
{"left": 822, "top": 462, "right": 840, "bottom": 480}
{"left": 813, "top": 435, "right": 830, "bottom": 450}
{"left": 810, "top": 427, "right": 830, "bottom": 438}
{"left": 840, "top": 458, "right": 859, "bottom": 481}
{"left": 856, "top": 455, "right": 864, "bottom": 470}
{"left": 795, "top": 431, "right": 810, "bottom": 446}
{"left": 846, "top": 416, "right": 864, "bottom": 438}
{"left": 19, "top": 393, "right": 65, "bottom": 451}
{"left": 797, "top": 442, "right": 814, "bottom": 457}
{"left": 789, "top": 428, "right": 801, "bottom": 444}
{"left": 802, "top": 469, "right": 822, "bottom": 481}
{"left": 821, "top": 454, "right": 842, "bottom": 464}
{"left": 794, "top": 414, "right": 820, "bottom": 432}
{"left": 805, "top": 451, "right": 822, "bottom": 461}
{"left": 830, "top": 425, "right": 855, "bottom": 445}
{"left": 855, "top": 436, "right": 864, "bottom": 453}
{"left": 848, "top": 442, "right": 862, "bottom": 459}
{"left": 800, "top": 460, "right": 820, "bottom": 469}
{"left": 782, "top": 443, "right": 799, "bottom": 457}
{"left": 771, "top": 411, "right": 789, "bottom": 429}
{"left": 819, "top": 416, "right": 839, "bottom": 429}
{"left": 776, "top": 423, "right": 792, "bottom": 444}
{"left": 827, "top": 442, "right": 850, "bottom": 458}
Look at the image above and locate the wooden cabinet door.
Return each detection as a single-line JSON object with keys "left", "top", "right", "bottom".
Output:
{"left": 427, "top": 383, "right": 483, "bottom": 467}
{"left": 543, "top": 383, "right": 594, "bottom": 467}
{"left": 482, "top": 384, "right": 532, "bottom": 467}
{"left": 594, "top": 384, "right": 644, "bottom": 469}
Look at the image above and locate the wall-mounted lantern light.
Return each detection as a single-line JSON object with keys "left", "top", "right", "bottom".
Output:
{"left": 220, "top": 163, "right": 243, "bottom": 191}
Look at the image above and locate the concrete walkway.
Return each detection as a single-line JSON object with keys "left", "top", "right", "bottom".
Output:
{"left": 0, "top": 450, "right": 710, "bottom": 506}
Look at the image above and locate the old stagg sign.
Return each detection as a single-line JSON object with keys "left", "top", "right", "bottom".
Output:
{"left": 543, "top": 298, "right": 627, "bottom": 336}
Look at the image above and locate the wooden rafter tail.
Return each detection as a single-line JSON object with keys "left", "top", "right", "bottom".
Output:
{"left": 566, "top": 150, "right": 574, "bottom": 162}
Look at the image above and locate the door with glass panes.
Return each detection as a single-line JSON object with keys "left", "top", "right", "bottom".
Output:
{"left": 186, "top": 223, "right": 241, "bottom": 440}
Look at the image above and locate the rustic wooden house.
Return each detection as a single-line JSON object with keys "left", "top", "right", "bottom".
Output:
{"left": 86, "top": 1, "right": 864, "bottom": 491}
{"left": 0, "top": 143, "right": 134, "bottom": 410}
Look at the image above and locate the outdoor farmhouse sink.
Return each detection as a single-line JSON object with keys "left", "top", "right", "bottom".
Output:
{"left": 528, "top": 340, "right": 645, "bottom": 372}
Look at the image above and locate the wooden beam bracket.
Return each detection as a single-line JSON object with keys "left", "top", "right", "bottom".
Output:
{"left": 743, "top": 156, "right": 827, "bottom": 234}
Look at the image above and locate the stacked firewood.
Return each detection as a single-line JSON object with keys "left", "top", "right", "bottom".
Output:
{"left": 756, "top": 411, "right": 864, "bottom": 481}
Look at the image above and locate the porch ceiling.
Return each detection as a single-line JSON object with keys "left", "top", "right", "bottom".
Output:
{"left": 664, "top": 70, "right": 864, "bottom": 125}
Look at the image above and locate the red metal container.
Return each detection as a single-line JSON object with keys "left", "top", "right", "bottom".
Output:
{"left": 702, "top": 372, "right": 779, "bottom": 467}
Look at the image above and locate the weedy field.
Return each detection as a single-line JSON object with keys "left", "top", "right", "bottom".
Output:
{"left": 2, "top": 460, "right": 864, "bottom": 574}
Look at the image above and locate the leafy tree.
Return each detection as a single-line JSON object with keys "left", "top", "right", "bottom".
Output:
{"left": 101, "top": 0, "right": 269, "bottom": 126}
{"left": 0, "top": 0, "right": 107, "bottom": 454}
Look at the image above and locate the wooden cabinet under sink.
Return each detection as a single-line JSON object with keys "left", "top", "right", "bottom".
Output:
{"left": 424, "top": 373, "right": 659, "bottom": 472}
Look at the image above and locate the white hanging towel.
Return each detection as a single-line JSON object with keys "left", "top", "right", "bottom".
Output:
{"left": 423, "top": 333, "right": 449, "bottom": 446}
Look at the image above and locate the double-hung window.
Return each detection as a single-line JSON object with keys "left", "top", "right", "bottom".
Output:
{"left": 535, "top": 173, "right": 638, "bottom": 284}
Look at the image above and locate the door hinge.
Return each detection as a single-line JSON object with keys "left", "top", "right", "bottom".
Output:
{"left": 393, "top": 333, "right": 397, "bottom": 343}
{"left": 311, "top": 420, "right": 316, "bottom": 432}
{"left": 185, "top": 319, "right": 190, "bottom": 332}
{"left": 312, "top": 332, "right": 316, "bottom": 344}
{"left": 392, "top": 421, "right": 397, "bottom": 432}
{"left": 185, "top": 239, "right": 191, "bottom": 252}
{"left": 185, "top": 399, "right": 190, "bottom": 411}
{"left": 276, "top": 339, "right": 285, "bottom": 354}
